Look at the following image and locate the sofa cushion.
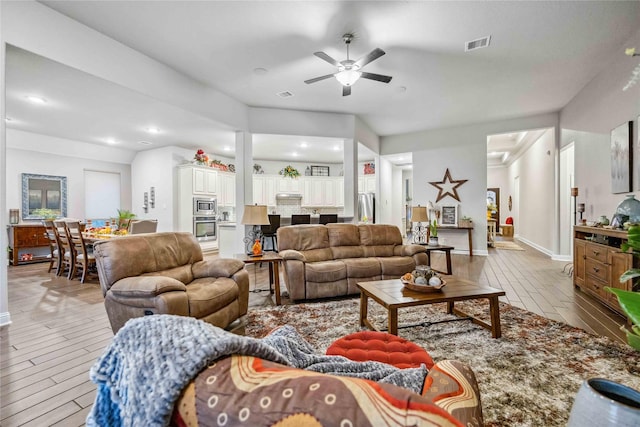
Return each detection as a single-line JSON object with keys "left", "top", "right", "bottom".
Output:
{"left": 359, "top": 224, "right": 403, "bottom": 246}
{"left": 363, "top": 245, "right": 396, "bottom": 257}
{"left": 186, "top": 277, "right": 239, "bottom": 318}
{"left": 305, "top": 260, "right": 347, "bottom": 283}
{"left": 141, "top": 264, "right": 194, "bottom": 285}
{"left": 342, "top": 257, "right": 382, "bottom": 278}
{"left": 379, "top": 256, "right": 418, "bottom": 277}
{"left": 299, "top": 248, "right": 334, "bottom": 263}
{"left": 327, "top": 223, "right": 361, "bottom": 246}
{"left": 332, "top": 245, "right": 365, "bottom": 259}
{"left": 184, "top": 355, "right": 462, "bottom": 427}
{"left": 278, "top": 225, "right": 329, "bottom": 251}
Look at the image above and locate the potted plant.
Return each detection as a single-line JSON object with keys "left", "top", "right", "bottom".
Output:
{"left": 32, "top": 208, "right": 58, "bottom": 220}
{"left": 279, "top": 165, "right": 301, "bottom": 178}
{"left": 428, "top": 219, "right": 438, "bottom": 246}
{"left": 117, "top": 209, "right": 136, "bottom": 230}
{"left": 606, "top": 224, "right": 640, "bottom": 349}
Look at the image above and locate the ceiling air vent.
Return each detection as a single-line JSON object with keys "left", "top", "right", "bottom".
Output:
{"left": 465, "top": 36, "right": 491, "bottom": 52}
{"left": 277, "top": 91, "right": 294, "bottom": 98}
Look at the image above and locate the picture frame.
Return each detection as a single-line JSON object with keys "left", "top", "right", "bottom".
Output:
{"left": 440, "top": 205, "right": 459, "bottom": 226}
{"left": 610, "top": 121, "right": 633, "bottom": 194}
{"left": 311, "top": 165, "right": 330, "bottom": 176}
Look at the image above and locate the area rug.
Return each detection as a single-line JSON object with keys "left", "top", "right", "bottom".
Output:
{"left": 493, "top": 241, "right": 525, "bottom": 251}
{"left": 246, "top": 298, "right": 640, "bottom": 427}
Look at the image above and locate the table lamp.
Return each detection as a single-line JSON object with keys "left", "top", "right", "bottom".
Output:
{"left": 411, "top": 205, "right": 429, "bottom": 244}
{"left": 241, "top": 204, "right": 270, "bottom": 256}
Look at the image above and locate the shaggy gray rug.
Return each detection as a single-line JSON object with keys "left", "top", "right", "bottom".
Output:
{"left": 246, "top": 298, "right": 640, "bottom": 427}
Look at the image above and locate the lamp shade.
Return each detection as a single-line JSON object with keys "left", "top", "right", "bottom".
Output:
{"left": 335, "top": 69, "right": 362, "bottom": 86}
{"left": 241, "top": 204, "right": 270, "bottom": 225}
{"left": 411, "top": 206, "right": 429, "bottom": 222}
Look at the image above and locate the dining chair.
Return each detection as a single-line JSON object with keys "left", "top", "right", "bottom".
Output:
{"left": 318, "top": 214, "right": 338, "bottom": 225}
{"left": 261, "top": 214, "right": 281, "bottom": 252}
{"left": 291, "top": 214, "right": 311, "bottom": 225}
{"left": 53, "top": 220, "right": 75, "bottom": 279}
{"left": 67, "top": 220, "right": 96, "bottom": 283}
{"left": 42, "top": 220, "right": 62, "bottom": 275}
{"left": 128, "top": 219, "right": 158, "bottom": 234}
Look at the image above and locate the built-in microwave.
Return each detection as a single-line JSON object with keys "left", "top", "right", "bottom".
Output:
{"left": 193, "top": 217, "right": 217, "bottom": 241}
{"left": 193, "top": 197, "right": 217, "bottom": 216}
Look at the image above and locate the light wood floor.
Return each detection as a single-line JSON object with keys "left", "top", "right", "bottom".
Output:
{"left": 0, "top": 239, "right": 627, "bottom": 426}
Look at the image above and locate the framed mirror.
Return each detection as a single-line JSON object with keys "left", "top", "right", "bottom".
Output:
{"left": 22, "top": 173, "right": 67, "bottom": 220}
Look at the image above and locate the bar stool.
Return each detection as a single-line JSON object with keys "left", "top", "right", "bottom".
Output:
{"left": 291, "top": 214, "right": 311, "bottom": 225}
{"left": 261, "top": 215, "right": 280, "bottom": 252}
{"left": 318, "top": 214, "right": 338, "bottom": 225}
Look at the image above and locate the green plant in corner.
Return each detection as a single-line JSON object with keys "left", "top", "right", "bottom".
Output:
{"left": 606, "top": 224, "right": 640, "bottom": 350}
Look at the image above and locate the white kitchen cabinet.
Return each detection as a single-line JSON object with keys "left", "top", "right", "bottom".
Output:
{"left": 358, "top": 175, "right": 376, "bottom": 193}
{"left": 253, "top": 175, "right": 278, "bottom": 206}
{"left": 218, "top": 172, "right": 235, "bottom": 207}
{"left": 302, "top": 177, "right": 339, "bottom": 207}
{"left": 335, "top": 177, "right": 344, "bottom": 207}
{"left": 192, "top": 167, "right": 218, "bottom": 195}
{"left": 277, "top": 176, "right": 301, "bottom": 193}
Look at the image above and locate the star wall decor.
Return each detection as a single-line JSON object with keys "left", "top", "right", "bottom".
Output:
{"left": 429, "top": 168, "right": 468, "bottom": 202}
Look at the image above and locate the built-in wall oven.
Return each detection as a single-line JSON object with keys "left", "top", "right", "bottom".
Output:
{"left": 193, "top": 217, "right": 217, "bottom": 241}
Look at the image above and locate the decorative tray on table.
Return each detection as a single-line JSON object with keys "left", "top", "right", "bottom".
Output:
{"left": 400, "top": 277, "right": 447, "bottom": 293}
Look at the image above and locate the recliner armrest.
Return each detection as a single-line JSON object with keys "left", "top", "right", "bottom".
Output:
{"left": 279, "top": 249, "right": 306, "bottom": 261}
{"left": 192, "top": 259, "right": 245, "bottom": 279}
{"left": 394, "top": 244, "right": 427, "bottom": 257}
{"left": 109, "top": 276, "right": 187, "bottom": 298}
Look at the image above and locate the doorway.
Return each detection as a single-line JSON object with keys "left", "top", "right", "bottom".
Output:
{"left": 487, "top": 188, "right": 500, "bottom": 232}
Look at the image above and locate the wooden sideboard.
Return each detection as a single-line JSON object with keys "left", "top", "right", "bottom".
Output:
{"left": 573, "top": 225, "right": 633, "bottom": 316}
{"left": 7, "top": 224, "right": 50, "bottom": 266}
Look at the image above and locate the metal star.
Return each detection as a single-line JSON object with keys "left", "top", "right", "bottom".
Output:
{"left": 429, "top": 169, "right": 468, "bottom": 202}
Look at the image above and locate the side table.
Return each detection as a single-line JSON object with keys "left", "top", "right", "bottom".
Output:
{"left": 418, "top": 244, "right": 454, "bottom": 275}
{"left": 234, "top": 252, "right": 282, "bottom": 305}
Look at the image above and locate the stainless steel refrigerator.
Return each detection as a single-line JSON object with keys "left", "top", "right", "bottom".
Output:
{"left": 358, "top": 193, "right": 375, "bottom": 223}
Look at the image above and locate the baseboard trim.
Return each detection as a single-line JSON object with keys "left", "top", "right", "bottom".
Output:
{"left": 552, "top": 254, "right": 572, "bottom": 262}
{"left": 516, "top": 236, "right": 553, "bottom": 257}
{"left": 0, "top": 311, "right": 12, "bottom": 327}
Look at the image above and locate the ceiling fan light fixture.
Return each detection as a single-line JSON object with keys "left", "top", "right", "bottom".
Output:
{"left": 335, "top": 69, "right": 362, "bottom": 86}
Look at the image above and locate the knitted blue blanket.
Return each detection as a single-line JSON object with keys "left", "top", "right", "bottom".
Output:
{"left": 87, "top": 315, "right": 428, "bottom": 427}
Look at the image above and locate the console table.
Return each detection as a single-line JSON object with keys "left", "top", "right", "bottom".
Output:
{"left": 7, "top": 224, "right": 49, "bottom": 266}
{"left": 435, "top": 225, "right": 474, "bottom": 256}
{"left": 573, "top": 225, "right": 633, "bottom": 316}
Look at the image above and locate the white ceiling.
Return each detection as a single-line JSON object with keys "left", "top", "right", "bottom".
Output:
{"left": 7, "top": 1, "right": 640, "bottom": 165}
{"left": 486, "top": 129, "right": 547, "bottom": 167}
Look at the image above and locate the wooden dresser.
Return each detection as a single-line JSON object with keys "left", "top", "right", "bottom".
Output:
{"left": 7, "top": 224, "right": 49, "bottom": 266}
{"left": 573, "top": 225, "right": 633, "bottom": 316}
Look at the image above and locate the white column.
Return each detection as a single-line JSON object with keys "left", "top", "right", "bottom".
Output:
{"left": 1, "top": 5, "right": 12, "bottom": 326}
{"left": 343, "top": 138, "right": 356, "bottom": 221}
{"left": 233, "top": 131, "right": 253, "bottom": 255}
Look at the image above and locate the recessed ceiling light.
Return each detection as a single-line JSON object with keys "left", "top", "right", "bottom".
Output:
{"left": 223, "top": 146, "right": 232, "bottom": 152}
{"left": 138, "top": 141, "right": 153, "bottom": 145}
{"left": 292, "top": 152, "right": 298, "bottom": 157}
{"left": 146, "top": 127, "right": 161, "bottom": 134}
{"left": 253, "top": 67, "right": 268, "bottom": 75}
{"left": 106, "top": 138, "right": 119, "bottom": 145}
{"left": 333, "top": 145, "right": 341, "bottom": 151}
{"left": 25, "top": 95, "right": 47, "bottom": 104}
{"left": 300, "top": 142, "right": 308, "bottom": 148}
{"left": 396, "top": 86, "right": 407, "bottom": 93}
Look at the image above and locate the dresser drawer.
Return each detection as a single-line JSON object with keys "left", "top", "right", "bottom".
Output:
{"left": 585, "top": 274, "right": 607, "bottom": 297}
{"left": 585, "top": 258, "right": 608, "bottom": 282}
{"left": 585, "top": 242, "right": 608, "bottom": 263}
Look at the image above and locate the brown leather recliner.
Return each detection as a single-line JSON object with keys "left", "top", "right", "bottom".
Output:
{"left": 93, "top": 232, "right": 249, "bottom": 333}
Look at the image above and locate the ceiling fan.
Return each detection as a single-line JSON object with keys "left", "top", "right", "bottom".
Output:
{"left": 304, "top": 33, "right": 392, "bottom": 96}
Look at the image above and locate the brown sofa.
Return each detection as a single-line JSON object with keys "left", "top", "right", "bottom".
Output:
{"left": 93, "top": 232, "right": 249, "bottom": 333}
{"left": 277, "top": 223, "right": 428, "bottom": 300}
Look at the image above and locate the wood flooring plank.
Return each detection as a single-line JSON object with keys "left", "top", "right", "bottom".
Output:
{"left": 19, "top": 401, "right": 84, "bottom": 427}
{"left": 74, "top": 389, "right": 96, "bottom": 408}
{"left": 0, "top": 377, "right": 57, "bottom": 408}
{"left": 51, "top": 405, "right": 91, "bottom": 427}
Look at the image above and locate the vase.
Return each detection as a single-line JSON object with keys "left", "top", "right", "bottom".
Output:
{"left": 428, "top": 236, "right": 439, "bottom": 246}
{"left": 252, "top": 239, "right": 262, "bottom": 256}
{"left": 568, "top": 378, "right": 640, "bottom": 427}
{"left": 615, "top": 195, "right": 640, "bottom": 224}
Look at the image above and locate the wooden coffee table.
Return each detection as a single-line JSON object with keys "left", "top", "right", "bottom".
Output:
{"left": 357, "top": 278, "right": 506, "bottom": 338}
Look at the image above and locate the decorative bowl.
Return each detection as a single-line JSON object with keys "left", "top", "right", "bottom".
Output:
{"left": 401, "top": 278, "right": 446, "bottom": 293}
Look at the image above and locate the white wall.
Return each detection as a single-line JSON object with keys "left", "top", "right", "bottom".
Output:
{"left": 7, "top": 132, "right": 132, "bottom": 222}
{"left": 413, "top": 143, "right": 487, "bottom": 255}
{"left": 506, "top": 128, "right": 556, "bottom": 253}
{"left": 561, "top": 28, "right": 640, "bottom": 224}
{"left": 559, "top": 143, "right": 575, "bottom": 256}
{"left": 1, "top": 4, "right": 9, "bottom": 326}
{"left": 253, "top": 160, "right": 341, "bottom": 176}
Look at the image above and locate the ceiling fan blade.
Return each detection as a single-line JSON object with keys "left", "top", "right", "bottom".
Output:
{"left": 354, "top": 48, "right": 386, "bottom": 68}
{"left": 342, "top": 85, "right": 352, "bottom": 96}
{"left": 314, "top": 51, "right": 341, "bottom": 67}
{"left": 304, "top": 73, "right": 336, "bottom": 84}
{"left": 360, "top": 72, "right": 393, "bottom": 83}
